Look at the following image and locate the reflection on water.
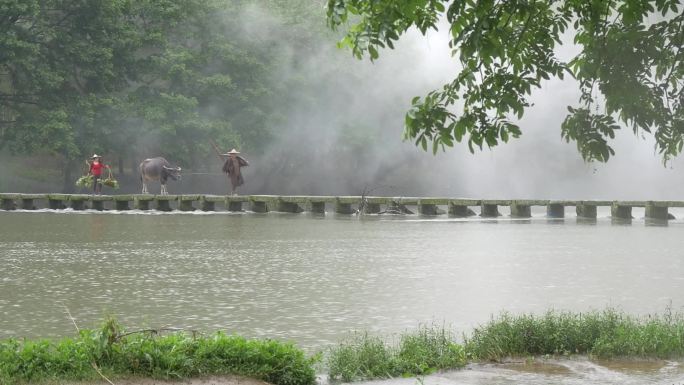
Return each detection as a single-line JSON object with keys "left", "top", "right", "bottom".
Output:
{"left": 500, "top": 360, "right": 573, "bottom": 375}
{"left": 1, "top": 210, "right": 684, "bottom": 384}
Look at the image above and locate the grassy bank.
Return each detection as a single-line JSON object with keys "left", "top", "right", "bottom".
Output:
{"left": 3, "top": 309, "right": 684, "bottom": 384}
{"left": 327, "top": 309, "right": 684, "bottom": 382}
{"left": 465, "top": 308, "right": 684, "bottom": 361}
{"left": 0, "top": 318, "right": 316, "bottom": 385}
{"left": 327, "top": 325, "right": 467, "bottom": 382}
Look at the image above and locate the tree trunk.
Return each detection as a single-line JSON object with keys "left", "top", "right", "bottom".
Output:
{"left": 118, "top": 155, "right": 124, "bottom": 175}
{"left": 130, "top": 157, "right": 138, "bottom": 179}
{"left": 62, "top": 159, "right": 77, "bottom": 193}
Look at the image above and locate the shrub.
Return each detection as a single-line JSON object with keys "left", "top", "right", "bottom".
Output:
{"left": 465, "top": 308, "right": 684, "bottom": 361}
{"left": 327, "top": 326, "right": 466, "bottom": 382}
{"left": 0, "top": 318, "right": 316, "bottom": 385}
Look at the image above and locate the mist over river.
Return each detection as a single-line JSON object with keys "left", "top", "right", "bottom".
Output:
{"left": 2, "top": 210, "right": 684, "bottom": 384}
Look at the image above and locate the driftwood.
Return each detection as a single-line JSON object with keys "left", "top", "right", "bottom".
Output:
{"left": 114, "top": 327, "right": 201, "bottom": 341}
{"left": 379, "top": 201, "right": 414, "bottom": 215}
{"left": 356, "top": 184, "right": 397, "bottom": 215}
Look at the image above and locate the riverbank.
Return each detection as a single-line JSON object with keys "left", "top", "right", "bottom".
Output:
{"left": 0, "top": 318, "right": 316, "bottom": 385}
{"left": 53, "top": 375, "right": 271, "bottom": 385}
{"left": 326, "top": 308, "right": 684, "bottom": 382}
{"left": 3, "top": 309, "right": 684, "bottom": 384}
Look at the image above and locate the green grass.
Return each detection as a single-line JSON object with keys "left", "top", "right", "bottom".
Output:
{"left": 0, "top": 318, "right": 317, "bottom": 385}
{"left": 464, "top": 308, "right": 684, "bottom": 361}
{"left": 4, "top": 310, "right": 684, "bottom": 384}
{"left": 327, "top": 325, "right": 466, "bottom": 382}
{"left": 327, "top": 309, "right": 684, "bottom": 382}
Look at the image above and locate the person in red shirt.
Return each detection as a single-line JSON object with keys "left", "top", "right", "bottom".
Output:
{"left": 86, "top": 154, "right": 110, "bottom": 194}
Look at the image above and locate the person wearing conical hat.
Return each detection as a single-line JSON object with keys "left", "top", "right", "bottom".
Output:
{"left": 85, "top": 154, "right": 110, "bottom": 195}
{"left": 221, "top": 149, "right": 249, "bottom": 195}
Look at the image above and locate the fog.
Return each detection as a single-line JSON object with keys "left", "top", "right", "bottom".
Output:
{"left": 242, "top": 5, "right": 684, "bottom": 200}
{"left": 3, "top": 3, "right": 683, "bottom": 199}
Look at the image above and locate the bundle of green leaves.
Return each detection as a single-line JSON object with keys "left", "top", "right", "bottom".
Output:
{"left": 75, "top": 175, "right": 94, "bottom": 189}
{"left": 101, "top": 178, "right": 119, "bottom": 189}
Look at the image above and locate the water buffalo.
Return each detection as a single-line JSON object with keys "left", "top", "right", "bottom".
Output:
{"left": 139, "top": 157, "right": 181, "bottom": 195}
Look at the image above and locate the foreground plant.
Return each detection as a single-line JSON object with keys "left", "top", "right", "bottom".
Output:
{"left": 327, "top": 309, "right": 684, "bottom": 383}
{"left": 4, "top": 309, "right": 684, "bottom": 384}
{"left": 328, "top": 0, "right": 683, "bottom": 163}
{"left": 0, "top": 318, "right": 317, "bottom": 385}
{"left": 465, "top": 308, "right": 684, "bottom": 361}
{"left": 327, "top": 325, "right": 466, "bottom": 382}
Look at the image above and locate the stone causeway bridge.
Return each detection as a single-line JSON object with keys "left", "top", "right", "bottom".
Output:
{"left": 0, "top": 193, "right": 681, "bottom": 220}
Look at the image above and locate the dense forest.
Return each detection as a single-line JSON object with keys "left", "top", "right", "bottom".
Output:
{"left": 0, "top": 0, "right": 362, "bottom": 193}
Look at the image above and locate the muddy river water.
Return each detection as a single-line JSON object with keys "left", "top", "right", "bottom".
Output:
{"left": 1, "top": 209, "right": 684, "bottom": 384}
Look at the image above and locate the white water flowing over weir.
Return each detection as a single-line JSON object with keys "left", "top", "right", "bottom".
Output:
{"left": 2, "top": 210, "right": 684, "bottom": 384}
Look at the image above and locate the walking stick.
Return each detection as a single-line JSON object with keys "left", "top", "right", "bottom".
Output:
{"left": 209, "top": 139, "right": 225, "bottom": 161}
{"left": 210, "top": 139, "right": 232, "bottom": 193}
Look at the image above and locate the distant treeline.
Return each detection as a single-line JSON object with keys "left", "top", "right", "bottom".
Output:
{"left": 0, "top": 0, "right": 330, "bottom": 191}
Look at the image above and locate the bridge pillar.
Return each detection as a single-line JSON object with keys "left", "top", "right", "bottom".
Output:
{"left": 228, "top": 201, "right": 243, "bottom": 212}
{"left": 364, "top": 203, "right": 381, "bottom": 214}
{"left": 418, "top": 204, "right": 438, "bottom": 215}
{"left": 448, "top": 204, "right": 475, "bottom": 217}
{"left": 335, "top": 202, "right": 354, "bottom": 214}
{"left": 156, "top": 200, "right": 171, "bottom": 211}
{"left": 249, "top": 196, "right": 277, "bottom": 213}
{"left": 277, "top": 200, "right": 304, "bottom": 213}
{"left": 91, "top": 195, "right": 113, "bottom": 211}
{"left": 309, "top": 201, "right": 326, "bottom": 214}
{"left": 198, "top": 195, "right": 223, "bottom": 211}
{"left": 224, "top": 196, "right": 246, "bottom": 212}
{"left": 276, "top": 197, "right": 306, "bottom": 213}
{"left": 179, "top": 195, "right": 199, "bottom": 212}
{"left": 92, "top": 201, "right": 103, "bottom": 211}
{"left": 155, "top": 196, "right": 175, "bottom": 212}
{"left": 576, "top": 204, "right": 597, "bottom": 219}
{"left": 480, "top": 203, "right": 500, "bottom": 217}
{"left": 416, "top": 199, "right": 444, "bottom": 216}
{"left": 114, "top": 197, "right": 131, "bottom": 211}
{"left": 179, "top": 200, "right": 194, "bottom": 211}
{"left": 69, "top": 195, "right": 88, "bottom": 211}
{"left": 645, "top": 202, "right": 668, "bottom": 221}
{"left": 134, "top": 195, "right": 153, "bottom": 210}
{"left": 546, "top": 204, "right": 565, "bottom": 218}
{"left": 21, "top": 198, "right": 36, "bottom": 210}
{"left": 335, "top": 197, "right": 356, "bottom": 214}
{"left": 611, "top": 203, "right": 632, "bottom": 220}
{"left": 201, "top": 200, "right": 215, "bottom": 211}
{"left": 48, "top": 195, "right": 68, "bottom": 210}
{"left": 0, "top": 197, "right": 16, "bottom": 210}
{"left": 510, "top": 202, "right": 531, "bottom": 218}
{"left": 250, "top": 201, "right": 268, "bottom": 213}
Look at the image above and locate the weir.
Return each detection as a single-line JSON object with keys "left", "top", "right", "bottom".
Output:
{"left": 0, "top": 194, "right": 680, "bottom": 222}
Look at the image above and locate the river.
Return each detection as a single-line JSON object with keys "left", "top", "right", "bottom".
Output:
{"left": 1, "top": 209, "right": 684, "bottom": 384}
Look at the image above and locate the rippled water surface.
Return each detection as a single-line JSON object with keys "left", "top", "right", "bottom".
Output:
{"left": 1, "top": 209, "right": 684, "bottom": 384}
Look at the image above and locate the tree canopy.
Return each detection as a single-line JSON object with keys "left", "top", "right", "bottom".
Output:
{"left": 1, "top": 0, "right": 276, "bottom": 158}
{"left": 327, "top": 0, "right": 683, "bottom": 163}
{"left": 0, "top": 0, "right": 324, "bottom": 190}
